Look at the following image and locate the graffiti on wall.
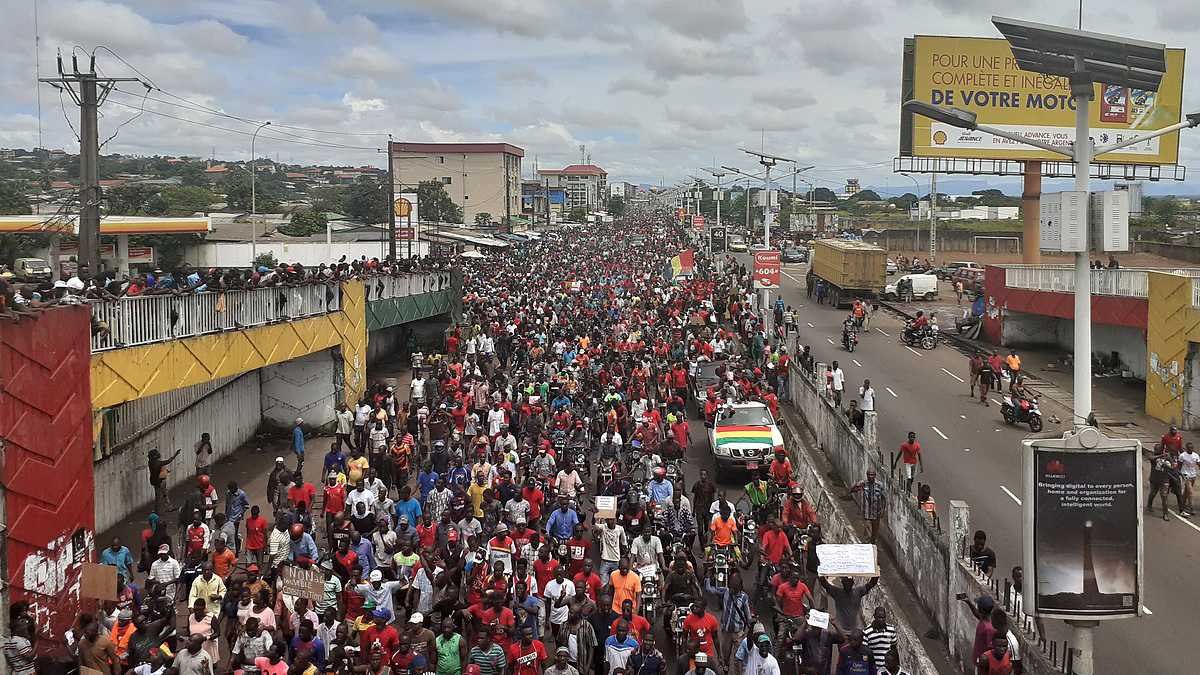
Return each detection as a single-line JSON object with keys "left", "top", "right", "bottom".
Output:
{"left": 20, "top": 529, "right": 93, "bottom": 638}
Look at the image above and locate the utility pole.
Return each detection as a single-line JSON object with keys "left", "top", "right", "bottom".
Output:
{"left": 743, "top": 148, "right": 794, "bottom": 310}
{"left": 250, "top": 121, "right": 271, "bottom": 265}
{"left": 40, "top": 52, "right": 141, "bottom": 275}
{"left": 387, "top": 136, "right": 397, "bottom": 261}
{"left": 930, "top": 172, "right": 938, "bottom": 263}
{"left": 706, "top": 168, "right": 726, "bottom": 273}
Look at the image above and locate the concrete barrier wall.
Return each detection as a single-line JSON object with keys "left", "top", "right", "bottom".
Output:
{"left": 785, "top": 360, "right": 1060, "bottom": 675}
{"left": 94, "top": 371, "right": 262, "bottom": 533}
{"left": 1134, "top": 240, "right": 1200, "bottom": 263}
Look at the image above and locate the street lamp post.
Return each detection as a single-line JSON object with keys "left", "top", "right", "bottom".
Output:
{"left": 899, "top": 172, "right": 922, "bottom": 253}
{"left": 250, "top": 121, "right": 271, "bottom": 266}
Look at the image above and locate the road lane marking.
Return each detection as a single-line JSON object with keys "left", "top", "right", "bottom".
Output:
{"left": 782, "top": 271, "right": 803, "bottom": 284}
{"left": 852, "top": 359, "right": 863, "bottom": 368}
{"left": 1169, "top": 510, "right": 1200, "bottom": 533}
{"left": 931, "top": 425, "right": 948, "bottom": 440}
{"left": 1143, "top": 605, "right": 1153, "bottom": 615}
{"left": 960, "top": 415, "right": 967, "bottom": 419}
{"left": 826, "top": 338, "right": 835, "bottom": 345}
{"left": 885, "top": 387, "right": 898, "bottom": 398}
{"left": 963, "top": 448, "right": 972, "bottom": 452}
{"left": 807, "top": 322, "right": 815, "bottom": 328}
{"left": 992, "top": 398, "right": 1002, "bottom": 406}
{"left": 941, "top": 368, "right": 965, "bottom": 383}
{"left": 904, "top": 346, "right": 922, "bottom": 357}
{"left": 1000, "top": 485, "right": 1022, "bottom": 505}
{"left": 875, "top": 328, "right": 890, "bottom": 336}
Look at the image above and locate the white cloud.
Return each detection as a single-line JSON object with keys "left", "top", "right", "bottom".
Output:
{"left": 342, "top": 93, "right": 386, "bottom": 113}
{"left": 332, "top": 45, "right": 406, "bottom": 80}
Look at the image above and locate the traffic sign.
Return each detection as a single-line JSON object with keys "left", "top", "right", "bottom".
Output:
{"left": 710, "top": 227, "right": 727, "bottom": 253}
{"left": 752, "top": 250, "right": 781, "bottom": 289}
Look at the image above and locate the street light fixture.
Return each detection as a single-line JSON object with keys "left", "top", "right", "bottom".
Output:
{"left": 250, "top": 120, "right": 271, "bottom": 266}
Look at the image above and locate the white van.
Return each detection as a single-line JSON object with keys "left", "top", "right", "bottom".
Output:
{"left": 883, "top": 273, "right": 939, "bottom": 300}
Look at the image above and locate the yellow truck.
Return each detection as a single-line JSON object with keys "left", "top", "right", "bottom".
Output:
{"left": 805, "top": 239, "right": 887, "bottom": 308}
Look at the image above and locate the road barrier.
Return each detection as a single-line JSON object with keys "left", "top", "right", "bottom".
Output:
{"left": 785, "top": 356, "right": 1064, "bottom": 674}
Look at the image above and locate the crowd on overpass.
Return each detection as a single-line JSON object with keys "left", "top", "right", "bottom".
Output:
{"left": 0, "top": 254, "right": 453, "bottom": 320}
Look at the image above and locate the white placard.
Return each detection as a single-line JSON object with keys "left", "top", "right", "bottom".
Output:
{"left": 816, "top": 544, "right": 879, "bottom": 577}
{"left": 595, "top": 496, "right": 618, "bottom": 519}
{"left": 807, "top": 609, "right": 830, "bottom": 630}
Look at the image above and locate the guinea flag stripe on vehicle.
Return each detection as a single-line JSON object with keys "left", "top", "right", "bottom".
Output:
{"left": 715, "top": 427, "right": 773, "bottom": 445}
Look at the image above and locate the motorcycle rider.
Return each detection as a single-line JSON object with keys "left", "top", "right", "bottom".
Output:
{"left": 743, "top": 470, "right": 772, "bottom": 525}
{"left": 841, "top": 315, "right": 857, "bottom": 350}
{"left": 647, "top": 467, "right": 674, "bottom": 504}
{"left": 903, "top": 310, "right": 928, "bottom": 343}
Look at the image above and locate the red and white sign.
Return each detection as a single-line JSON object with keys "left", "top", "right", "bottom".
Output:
{"left": 752, "top": 250, "right": 781, "bottom": 289}
{"left": 692, "top": 215, "right": 705, "bottom": 231}
{"left": 59, "top": 243, "right": 155, "bottom": 264}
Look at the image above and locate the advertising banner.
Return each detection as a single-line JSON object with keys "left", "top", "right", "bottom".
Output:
{"left": 59, "top": 243, "right": 155, "bottom": 264}
{"left": 692, "top": 215, "right": 705, "bottom": 231}
{"left": 752, "top": 250, "right": 781, "bottom": 289}
{"left": 395, "top": 192, "right": 419, "bottom": 241}
{"left": 710, "top": 226, "right": 727, "bottom": 253}
{"left": 903, "top": 35, "right": 1185, "bottom": 165}
{"left": 676, "top": 207, "right": 686, "bottom": 223}
{"left": 1023, "top": 432, "right": 1142, "bottom": 620}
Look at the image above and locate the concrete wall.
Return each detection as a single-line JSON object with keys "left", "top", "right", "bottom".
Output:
{"left": 786, "top": 358, "right": 1059, "bottom": 675}
{"left": 261, "top": 350, "right": 340, "bottom": 429}
{"left": 1134, "top": 240, "right": 1200, "bottom": 264}
{"left": 94, "top": 371, "right": 262, "bottom": 533}
{"left": 862, "top": 228, "right": 1023, "bottom": 254}
{"left": 1054, "top": 322, "right": 1148, "bottom": 380}
{"left": 999, "top": 310, "right": 1060, "bottom": 350}
{"left": 1146, "top": 271, "right": 1198, "bottom": 426}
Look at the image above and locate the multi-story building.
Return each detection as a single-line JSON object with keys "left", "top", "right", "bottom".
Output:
{"left": 537, "top": 164, "right": 608, "bottom": 210}
{"left": 609, "top": 181, "right": 638, "bottom": 200}
{"left": 391, "top": 142, "right": 525, "bottom": 226}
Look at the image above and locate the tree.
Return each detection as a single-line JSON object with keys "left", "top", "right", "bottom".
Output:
{"left": 568, "top": 206, "right": 588, "bottom": 223}
{"left": 159, "top": 186, "right": 216, "bottom": 215}
{"left": 607, "top": 196, "right": 626, "bottom": 217}
{"left": 812, "top": 187, "right": 838, "bottom": 204}
{"left": 105, "top": 184, "right": 160, "bottom": 215}
{"left": 280, "top": 209, "right": 327, "bottom": 236}
{"left": 309, "top": 187, "right": 346, "bottom": 215}
{"left": 344, "top": 178, "right": 387, "bottom": 224}
{"left": 0, "top": 182, "right": 31, "bottom": 215}
{"left": 418, "top": 180, "right": 462, "bottom": 224}
{"left": 253, "top": 251, "right": 278, "bottom": 270}
{"left": 474, "top": 212, "right": 493, "bottom": 226}
{"left": 1150, "top": 196, "right": 1181, "bottom": 224}
{"left": 849, "top": 189, "right": 882, "bottom": 202}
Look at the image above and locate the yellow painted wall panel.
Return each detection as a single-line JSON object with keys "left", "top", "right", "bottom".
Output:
{"left": 1145, "top": 272, "right": 1200, "bottom": 425}
{"left": 92, "top": 281, "right": 368, "bottom": 411}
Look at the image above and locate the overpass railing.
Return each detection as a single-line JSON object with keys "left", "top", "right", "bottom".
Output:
{"left": 1003, "top": 265, "right": 1200, "bottom": 299}
{"left": 90, "top": 284, "right": 342, "bottom": 352}
{"left": 363, "top": 272, "right": 452, "bottom": 301}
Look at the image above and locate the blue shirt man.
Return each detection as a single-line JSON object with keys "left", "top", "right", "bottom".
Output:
{"left": 289, "top": 531, "right": 319, "bottom": 563}
{"left": 394, "top": 495, "right": 423, "bottom": 526}
{"left": 293, "top": 420, "right": 306, "bottom": 459}
{"left": 225, "top": 484, "right": 250, "bottom": 524}
{"left": 352, "top": 535, "right": 376, "bottom": 575}
{"left": 545, "top": 506, "right": 580, "bottom": 541}
{"left": 324, "top": 447, "right": 347, "bottom": 475}
{"left": 100, "top": 541, "right": 135, "bottom": 581}
{"left": 646, "top": 475, "right": 673, "bottom": 504}
{"left": 417, "top": 469, "right": 439, "bottom": 501}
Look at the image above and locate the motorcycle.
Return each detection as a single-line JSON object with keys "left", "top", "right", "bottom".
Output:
{"left": 570, "top": 443, "right": 591, "bottom": 478}
{"left": 842, "top": 327, "right": 858, "bottom": 353}
{"left": 736, "top": 508, "right": 758, "bottom": 570}
{"left": 1001, "top": 394, "right": 1044, "bottom": 432}
{"left": 640, "top": 565, "right": 660, "bottom": 622}
{"left": 900, "top": 321, "right": 938, "bottom": 350}
{"left": 664, "top": 457, "right": 685, "bottom": 485}
{"left": 707, "top": 544, "right": 734, "bottom": 588}
{"left": 597, "top": 456, "right": 618, "bottom": 493}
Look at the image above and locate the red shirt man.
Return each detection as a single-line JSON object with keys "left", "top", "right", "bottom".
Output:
{"left": 681, "top": 609, "right": 720, "bottom": 657}
{"left": 572, "top": 567, "right": 602, "bottom": 602}
{"left": 760, "top": 526, "right": 791, "bottom": 565}
{"left": 244, "top": 512, "right": 268, "bottom": 555}
{"left": 775, "top": 577, "right": 812, "bottom": 617}
{"left": 360, "top": 620, "right": 401, "bottom": 665}
{"left": 287, "top": 481, "right": 316, "bottom": 510}
{"left": 769, "top": 455, "right": 794, "bottom": 486}
{"left": 610, "top": 613, "right": 652, "bottom": 640}
{"left": 523, "top": 485, "right": 545, "bottom": 523}
{"left": 323, "top": 482, "right": 346, "bottom": 516}
{"left": 533, "top": 557, "right": 559, "bottom": 597}
{"left": 1162, "top": 427, "right": 1184, "bottom": 454}
{"left": 565, "top": 534, "right": 590, "bottom": 576}
{"left": 508, "top": 638, "right": 547, "bottom": 675}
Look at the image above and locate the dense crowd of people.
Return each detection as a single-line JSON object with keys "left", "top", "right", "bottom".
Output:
{"left": 9, "top": 215, "right": 941, "bottom": 675}
{"left": 0, "top": 255, "right": 452, "bottom": 319}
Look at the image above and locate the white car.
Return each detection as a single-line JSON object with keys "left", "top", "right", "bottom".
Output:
{"left": 709, "top": 402, "right": 784, "bottom": 473}
{"left": 729, "top": 238, "right": 748, "bottom": 252}
{"left": 750, "top": 243, "right": 768, "bottom": 251}
{"left": 886, "top": 259, "right": 898, "bottom": 275}
{"left": 883, "top": 273, "right": 939, "bottom": 300}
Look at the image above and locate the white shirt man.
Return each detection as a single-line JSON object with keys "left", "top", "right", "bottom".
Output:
{"left": 487, "top": 407, "right": 507, "bottom": 437}
{"left": 410, "top": 376, "right": 427, "bottom": 402}
{"left": 830, "top": 367, "right": 845, "bottom": 393}
{"left": 859, "top": 384, "right": 875, "bottom": 412}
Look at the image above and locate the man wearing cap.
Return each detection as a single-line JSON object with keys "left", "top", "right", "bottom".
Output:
{"left": 267, "top": 457, "right": 288, "bottom": 512}
{"left": 360, "top": 608, "right": 401, "bottom": 667}
{"left": 547, "top": 645, "right": 580, "bottom": 675}
{"left": 961, "top": 594, "right": 997, "bottom": 663}
{"left": 487, "top": 523, "right": 517, "bottom": 571}
{"left": 293, "top": 418, "right": 306, "bottom": 471}
{"left": 148, "top": 543, "right": 182, "bottom": 600}
{"left": 355, "top": 569, "right": 406, "bottom": 620}
{"left": 741, "top": 634, "right": 779, "bottom": 675}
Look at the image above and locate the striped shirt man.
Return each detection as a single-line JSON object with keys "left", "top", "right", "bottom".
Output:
{"left": 863, "top": 622, "right": 897, "bottom": 668}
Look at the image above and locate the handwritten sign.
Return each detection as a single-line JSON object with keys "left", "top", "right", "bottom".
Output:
{"left": 595, "top": 496, "right": 618, "bottom": 520}
{"left": 807, "top": 609, "right": 830, "bottom": 630}
{"left": 280, "top": 566, "right": 325, "bottom": 601}
{"left": 816, "top": 544, "right": 879, "bottom": 577}
{"left": 80, "top": 563, "right": 117, "bottom": 601}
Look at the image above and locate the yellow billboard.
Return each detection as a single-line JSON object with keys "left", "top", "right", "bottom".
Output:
{"left": 904, "top": 35, "right": 1185, "bottom": 164}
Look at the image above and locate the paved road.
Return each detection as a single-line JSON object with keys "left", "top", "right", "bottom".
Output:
{"left": 752, "top": 258, "right": 1199, "bottom": 675}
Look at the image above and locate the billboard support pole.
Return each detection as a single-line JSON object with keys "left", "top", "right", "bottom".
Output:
{"left": 1022, "top": 162, "right": 1042, "bottom": 264}
{"left": 1071, "top": 55, "right": 1094, "bottom": 431}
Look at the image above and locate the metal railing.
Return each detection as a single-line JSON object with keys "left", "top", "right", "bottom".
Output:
{"left": 363, "top": 272, "right": 451, "bottom": 301}
{"left": 1003, "top": 266, "right": 1150, "bottom": 297}
{"left": 1193, "top": 278, "right": 1200, "bottom": 308}
{"left": 90, "top": 284, "right": 342, "bottom": 352}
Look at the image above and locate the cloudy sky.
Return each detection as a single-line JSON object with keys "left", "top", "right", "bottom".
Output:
{"left": 3, "top": 0, "right": 1200, "bottom": 195}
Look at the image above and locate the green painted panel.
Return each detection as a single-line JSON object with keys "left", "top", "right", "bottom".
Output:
{"left": 366, "top": 289, "right": 453, "bottom": 331}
